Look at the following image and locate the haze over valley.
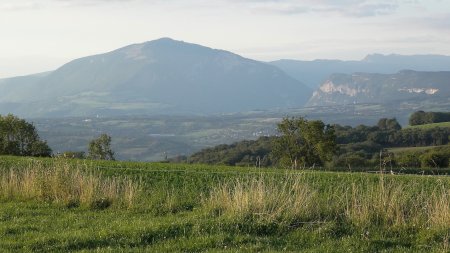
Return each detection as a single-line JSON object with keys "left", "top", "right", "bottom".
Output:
{"left": 1, "top": 37, "right": 450, "bottom": 160}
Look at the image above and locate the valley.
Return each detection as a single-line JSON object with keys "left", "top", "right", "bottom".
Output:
{"left": 33, "top": 98, "right": 450, "bottom": 161}
{"left": 1, "top": 39, "right": 449, "bottom": 163}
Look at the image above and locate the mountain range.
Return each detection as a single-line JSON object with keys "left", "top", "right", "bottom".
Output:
{"left": 0, "top": 38, "right": 310, "bottom": 117}
{"left": 1, "top": 38, "right": 450, "bottom": 118}
{"left": 271, "top": 54, "right": 450, "bottom": 89}
{"left": 307, "top": 70, "right": 450, "bottom": 107}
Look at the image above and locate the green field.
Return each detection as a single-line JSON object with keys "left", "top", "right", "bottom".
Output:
{"left": 406, "top": 122, "right": 450, "bottom": 129}
{"left": 0, "top": 156, "right": 449, "bottom": 252}
{"left": 387, "top": 145, "right": 449, "bottom": 154}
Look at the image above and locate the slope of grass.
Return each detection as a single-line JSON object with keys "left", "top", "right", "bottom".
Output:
{"left": 406, "top": 121, "right": 450, "bottom": 129}
{"left": 388, "top": 145, "right": 449, "bottom": 154}
{"left": 0, "top": 156, "right": 449, "bottom": 252}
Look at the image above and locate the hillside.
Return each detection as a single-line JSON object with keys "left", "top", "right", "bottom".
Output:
{"left": 271, "top": 54, "right": 450, "bottom": 89}
{"left": 307, "top": 70, "right": 450, "bottom": 107}
{"left": 0, "top": 157, "right": 449, "bottom": 251}
{"left": 0, "top": 38, "right": 311, "bottom": 118}
{"left": 405, "top": 121, "right": 450, "bottom": 129}
{"left": 0, "top": 72, "right": 51, "bottom": 113}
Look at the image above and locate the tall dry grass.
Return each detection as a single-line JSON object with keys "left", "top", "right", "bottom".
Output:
{"left": 0, "top": 161, "right": 140, "bottom": 209}
{"left": 343, "top": 175, "right": 450, "bottom": 228}
{"left": 206, "top": 174, "right": 317, "bottom": 223}
{"left": 427, "top": 184, "right": 450, "bottom": 227}
{"left": 206, "top": 173, "right": 450, "bottom": 228}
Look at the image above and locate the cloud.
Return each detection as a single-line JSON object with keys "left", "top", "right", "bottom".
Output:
{"left": 0, "top": 0, "right": 401, "bottom": 16}
{"left": 0, "top": 0, "right": 434, "bottom": 19}
{"left": 407, "top": 13, "right": 450, "bottom": 31}
{"left": 0, "top": 2, "right": 42, "bottom": 11}
{"left": 54, "top": 0, "right": 137, "bottom": 7}
{"left": 231, "top": 0, "right": 400, "bottom": 17}
{"left": 339, "top": 2, "right": 398, "bottom": 17}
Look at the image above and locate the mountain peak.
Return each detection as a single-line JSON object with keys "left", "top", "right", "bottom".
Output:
{"left": 0, "top": 38, "right": 310, "bottom": 117}
{"left": 146, "top": 37, "right": 180, "bottom": 45}
{"left": 362, "top": 53, "right": 391, "bottom": 62}
{"left": 116, "top": 37, "right": 182, "bottom": 52}
{"left": 154, "top": 37, "right": 176, "bottom": 42}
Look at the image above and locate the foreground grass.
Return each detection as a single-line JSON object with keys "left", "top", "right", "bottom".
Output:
{"left": 0, "top": 156, "right": 449, "bottom": 252}
{"left": 0, "top": 160, "right": 138, "bottom": 209}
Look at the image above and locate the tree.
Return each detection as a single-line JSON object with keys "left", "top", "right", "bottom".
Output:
{"left": 377, "top": 118, "right": 401, "bottom": 131}
{"left": 409, "top": 111, "right": 427, "bottom": 126}
{"left": 0, "top": 114, "right": 52, "bottom": 157}
{"left": 409, "top": 111, "right": 450, "bottom": 125}
{"left": 87, "top": 134, "right": 115, "bottom": 160}
{"left": 271, "top": 117, "right": 337, "bottom": 169}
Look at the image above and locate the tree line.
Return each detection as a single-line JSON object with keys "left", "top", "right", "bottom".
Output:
{"left": 1, "top": 111, "right": 449, "bottom": 169}
{"left": 188, "top": 117, "right": 337, "bottom": 169}
{"left": 409, "top": 111, "right": 450, "bottom": 125}
{"left": 186, "top": 111, "right": 450, "bottom": 169}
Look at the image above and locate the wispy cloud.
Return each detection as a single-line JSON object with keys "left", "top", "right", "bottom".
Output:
{"left": 334, "top": 2, "right": 398, "bottom": 17}
{"left": 0, "top": 2, "right": 42, "bottom": 11}
{"left": 0, "top": 0, "right": 139, "bottom": 10}
{"left": 0, "top": 0, "right": 405, "bottom": 17}
{"left": 236, "top": 0, "right": 401, "bottom": 17}
{"left": 407, "top": 13, "right": 450, "bottom": 31}
{"left": 54, "top": 0, "right": 137, "bottom": 7}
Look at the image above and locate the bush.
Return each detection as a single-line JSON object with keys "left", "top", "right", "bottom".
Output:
{"left": 333, "top": 153, "right": 368, "bottom": 168}
{"left": 420, "top": 151, "right": 449, "bottom": 168}
{"left": 88, "top": 134, "right": 115, "bottom": 160}
{"left": 395, "top": 151, "right": 422, "bottom": 168}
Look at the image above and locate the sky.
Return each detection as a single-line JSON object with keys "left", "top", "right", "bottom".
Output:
{"left": 1, "top": 0, "right": 450, "bottom": 78}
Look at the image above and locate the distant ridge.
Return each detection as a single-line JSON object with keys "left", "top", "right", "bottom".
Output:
{"left": 307, "top": 70, "right": 450, "bottom": 107}
{"left": 271, "top": 54, "right": 450, "bottom": 88}
{"left": 0, "top": 38, "right": 311, "bottom": 118}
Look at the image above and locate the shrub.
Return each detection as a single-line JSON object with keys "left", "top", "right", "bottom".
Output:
{"left": 420, "top": 151, "right": 449, "bottom": 168}
{"left": 395, "top": 151, "right": 422, "bottom": 168}
{"left": 333, "top": 153, "right": 368, "bottom": 168}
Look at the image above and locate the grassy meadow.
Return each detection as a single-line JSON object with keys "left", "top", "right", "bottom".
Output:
{"left": 388, "top": 145, "right": 449, "bottom": 154}
{"left": 0, "top": 156, "right": 449, "bottom": 252}
{"left": 405, "top": 122, "right": 450, "bottom": 130}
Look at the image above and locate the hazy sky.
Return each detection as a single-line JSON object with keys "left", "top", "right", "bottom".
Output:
{"left": 1, "top": 0, "right": 450, "bottom": 78}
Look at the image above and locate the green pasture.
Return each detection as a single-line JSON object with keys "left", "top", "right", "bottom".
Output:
{"left": 0, "top": 156, "right": 449, "bottom": 252}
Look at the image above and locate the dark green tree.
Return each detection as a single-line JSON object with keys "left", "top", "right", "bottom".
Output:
{"left": 87, "top": 134, "right": 115, "bottom": 160}
{"left": 409, "top": 111, "right": 427, "bottom": 126}
{"left": 377, "top": 118, "right": 401, "bottom": 131}
{"left": 0, "top": 114, "right": 52, "bottom": 157}
{"left": 409, "top": 111, "right": 450, "bottom": 125}
{"left": 272, "top": 117, "right": 337, "bottom": 169}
